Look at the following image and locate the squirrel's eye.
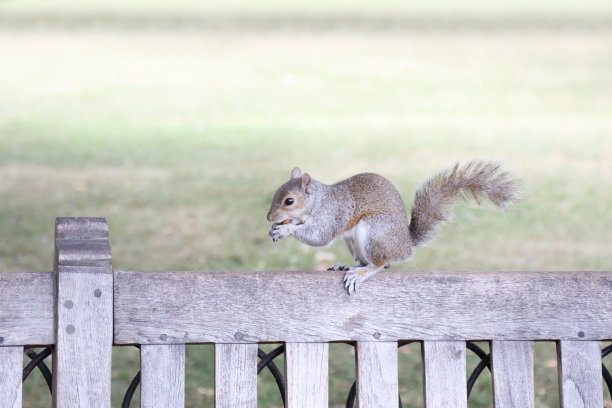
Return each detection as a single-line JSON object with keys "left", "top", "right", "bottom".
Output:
{"left": 284, "top": 198, "right": 294, "bottom": 206}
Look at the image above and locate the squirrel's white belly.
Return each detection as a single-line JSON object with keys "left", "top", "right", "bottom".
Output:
{"left": 341, "top": 222, "right": 369, "bottom": 265}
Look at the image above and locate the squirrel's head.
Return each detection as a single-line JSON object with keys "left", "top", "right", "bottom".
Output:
{"left": 267, "top": 167, "right": 313, "bottom": 224}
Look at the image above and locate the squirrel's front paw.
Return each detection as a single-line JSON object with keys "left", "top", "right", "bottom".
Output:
{"left": 268, "top": 223, "right": 294, "bottom": 242}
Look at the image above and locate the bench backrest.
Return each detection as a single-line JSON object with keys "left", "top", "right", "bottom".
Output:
{"left": 1, "top": 217, "right": 610, "bottom": 407}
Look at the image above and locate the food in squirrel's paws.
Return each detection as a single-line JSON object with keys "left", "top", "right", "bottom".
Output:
{"left": 280, "top": 219, "right": 291, "bottom": 225}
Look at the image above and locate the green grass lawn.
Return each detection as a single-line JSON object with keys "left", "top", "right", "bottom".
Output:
{"left": 1, "top": 4, "right": 611, "bottom": 406}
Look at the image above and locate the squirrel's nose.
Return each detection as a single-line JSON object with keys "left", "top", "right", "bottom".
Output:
{"left": 267, "top": 211, "right": 273, "bottom": 222}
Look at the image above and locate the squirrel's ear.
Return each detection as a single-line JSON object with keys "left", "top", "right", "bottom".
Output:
{"left": 291, "top": 167, "right": 302, "bottom": 179}
{"left": 301, "top": 173, "right": 312, "bottom": 194}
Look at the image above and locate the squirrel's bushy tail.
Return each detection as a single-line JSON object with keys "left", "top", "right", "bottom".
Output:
{"left": 409, "top": 160, "right": 520, "bottom": 247}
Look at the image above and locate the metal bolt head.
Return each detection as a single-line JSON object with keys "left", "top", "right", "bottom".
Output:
{"left": 373, "top": 332, "right": 381, "bottom": 340}
{"left": 160, "top": 334, "right": 168, "bottom": 341}
{"left": 64, "top": 300, "right": 74, "bottom": 309}
{"left": 94, "top": 289, "right": 102, "bottom": 297}
{"left": 66, "top": 325, "right": 75, "bottom": 334}
{"left": 234, "top": 331, "right": 244, "bottom": 341}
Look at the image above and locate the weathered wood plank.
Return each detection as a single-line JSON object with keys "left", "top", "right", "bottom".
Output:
{"left": 114, "top": 270, "right": 612, "bottom": 344}
{"left": 55, "top": 217, "right": 109, "bottom": 240}
{"left": 0, "top": 346, "right": 22, "bottom": 408}
{"left": 55, "top": 240, "right": 111, "bottom": 267}
{"left": 54, "top": 217, "right": 111, "bottom": 268}
{"left": 0, "top": 272, "right": 55, "bottom": 346}
{"left": 141, "top": 344, "right": 185, "bottom": 408}
{"left": 422, "top": 341, "right": 466, "bottom": 408}
{"left": 491, "top": 341, "right": 534, "bottom": 408}
{"left": 52, "top": 217, "right": 113, "bottom": 408}
{"left": 356, "top": 342, "right": 398, "bottom": 408}
{"left": 53, "top": 270, "right": 113, "bottom": 407}
{"left": 557, "top": 340, "right": 603, "bottom": 408}
{"left": 285, "top": 342, "right": 328, "bottom": 408}
{"left": 215, "top": 343, "right": 257, "bottom": 408}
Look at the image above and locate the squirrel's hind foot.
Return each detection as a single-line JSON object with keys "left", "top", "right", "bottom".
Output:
{"left": 327, "top": 264, "right": 351, "bottom": 271}
{"left": 342, "top": 264, "right": 386, "bottom": 295}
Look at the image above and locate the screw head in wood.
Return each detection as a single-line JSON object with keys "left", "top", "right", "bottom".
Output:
{"left": 234, "top": 331, "right": 244, "bottom": 341}
{"left": 159, "top": 334, "right": 168, "bottom": 341}
{"left": 373, "top": 332, "right": 381, "bottom": 340}
{"left": 66, "top": 325, "right": 75, "bottom": 334}
{"left": 64, "top": 300, "right": 74, "bottom": 309}
{"left": 94, "top": 289, "right": 102, "bottom": 297}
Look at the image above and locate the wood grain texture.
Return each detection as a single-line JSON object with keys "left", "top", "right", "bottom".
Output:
{"left": 491, "top": 341, "right": 534, "bottom": 408}
{"left": 0, "top": 272, "right": 55, "bottom": 346}
{"left": 557, "top": 340, "right": 603, "bottom": 408}
{"left": 215, "top": 343, "right": 257, "bottom": 408}
{"left": 422, "top": 341, "right": 467, "bottom": 408}
{"left": 52, "top": 217, "right": 113, "bottom": 408}
{"left": 54, "top": 218, "right": 111, "bottom": 269}
{"left": 55, "top": 217, "right": 109, "bottom": 240}
{"left": 141, "top": 344, "right": 185, "bottom": 408}
{"left": 114, "top": 270, "right": 612, "bottom": 344}
{"left": 285, "top": 342, "right": 329, "bottom": 408}
{"left": 55, "top": 240, "right": 111, "bottom": 268}
{"left": 0, "top": 346, "right": 23, "bottom": 408}
{"left": 356, "top": 342, "right": 398, "bottom": 408}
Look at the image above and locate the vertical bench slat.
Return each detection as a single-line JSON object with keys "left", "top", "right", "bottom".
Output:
{"left": 215, "top": 343, "right": 258, "bottom": 408}
{"left": 285, "top": 342, "right": 329, "bottom": 408}
{"left": 53, "top": 272, "right": 113, "bottom": 407}
{"left": 52, "top": 218, "right": 113, "bottom": 408}
{"left": 141, "top": 344, "right": 185, "bottom": 408}
{"left": 491, "top": 340, "right": 534, "bottom": 408}
{"left": 355, "top": 341, "right": 398, "bottom": 408}
{"left": 557, "top": 340, "right": 603, "bottom": 408}
{"left": 422, "top": 341, "right": 467, "bottom": 408}
{"left": 0, "top": 346, "right": 22, "bottom": 408}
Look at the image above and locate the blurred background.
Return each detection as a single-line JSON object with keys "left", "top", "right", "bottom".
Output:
{"left": 1, "top": 0, "right": 611, "bottom": 407}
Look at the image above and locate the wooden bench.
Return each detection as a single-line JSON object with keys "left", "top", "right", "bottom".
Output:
{"left": 1, "top": 217, "right": 611, "bottom": 407}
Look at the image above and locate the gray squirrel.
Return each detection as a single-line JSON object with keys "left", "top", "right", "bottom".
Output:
{"left": 267, "top": 160, "right": 520, "bottom": 294}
